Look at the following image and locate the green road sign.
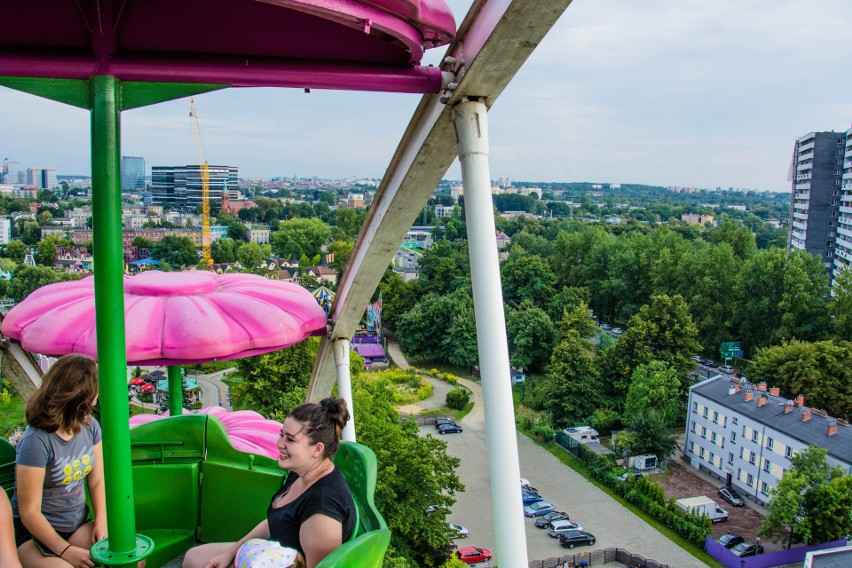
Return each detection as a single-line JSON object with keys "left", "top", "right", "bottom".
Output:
{"left": 721, "top": 341, "right": 743, "bottom": 358}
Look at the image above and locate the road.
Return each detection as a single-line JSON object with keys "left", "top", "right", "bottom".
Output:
{"left": 423, "top": 378, "right": 708, "bottom": 567}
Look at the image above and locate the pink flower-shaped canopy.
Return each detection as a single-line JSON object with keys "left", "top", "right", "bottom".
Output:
{"left": 1, "top": 271, "right": 327, "bottom": 365}
{"left": 130, "top": 407, "right": 283, "bottom": 459}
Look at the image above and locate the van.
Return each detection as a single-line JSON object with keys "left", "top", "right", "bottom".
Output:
{"left": 547, "top": 519, "right": 584, "bottom": 537}
{"left": 563, "top": 426, "right": 600, "bottom": 444}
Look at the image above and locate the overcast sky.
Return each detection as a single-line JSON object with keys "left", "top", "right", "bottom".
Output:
{"left": 3, "top": 0, "right": 852, "bottom": 191}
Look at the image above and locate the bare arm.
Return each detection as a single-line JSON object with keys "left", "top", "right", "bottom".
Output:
{"left": 15, "top": 464, "right": 69, "bottom": 555}
{"left": 0, "top": 490, "right": 22, "bottom": 568}
{"left": 86, "top": 442, "right": 107, "bottom": 543}
{"left": 299, "top": 514, "right": 343, "bottom": 568}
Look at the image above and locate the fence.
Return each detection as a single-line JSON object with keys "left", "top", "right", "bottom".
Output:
{"left": 528, "top": 547, "right": 672, "bottom": 568}
{"left": 704, "top": 535, "right": 848, "bottom": 568}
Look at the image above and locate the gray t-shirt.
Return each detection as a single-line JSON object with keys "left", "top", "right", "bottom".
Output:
{"left": 11, "top": 418, "right": 101, "bottom": 531}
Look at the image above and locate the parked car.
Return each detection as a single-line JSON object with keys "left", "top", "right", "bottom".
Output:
{"left": 547, "top": 519, "right": 584, "bottom": 537}
{"left": 437, "top": 423, "right": 463, "bottom": 435}
{"left": 719, "top": 365, "right": 735, "bottom": 374}
{"left": 717, "top": 532, "right": 745, "bottom": 549}
{"left": 558, "top": 530, "right": 596, "bottom": 549}
{"left": 612, "top": 327, "right": 624, "bottom": 335}
{"left": 730, "top": 541, "right": 764, "bottom": 557}
{"left": 535, "top": 510, "right": 569, "bottom": 528}
{"left": 424, "top": 503, "right": 449, "bottom": 514}
{"left": 455, "top": 547, "right": 492, "bottom": 564}
{"left": 691, "top": 355, "right": 703, "bottom": 363}
{"left": 435, "top": 416, "right": 456, "bottom": 429}
{"left": 601, "top": 323, "right": 611, "bottom": 330}
{"left": 520, "top": 478, "right": 531, "bottom": 488}
{"left": 447, "top": 522, "right": 469, "bottom": 539}
{"left": 522, "top": 491, "right": 543, "bottom": 506}
{"left": 704, "top": 359, "right": 717, "bottom": 367}
{"left": 618, "top": 470, "right": 643, "bottom": 482}
{"left": 719, "top": 486, "right": 745, "bottom": 507}
{"left": 523, "top": 500, "right": 554, "bottom": 517}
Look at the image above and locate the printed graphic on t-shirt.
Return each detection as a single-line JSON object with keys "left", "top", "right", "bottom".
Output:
{"left": 51, "top": 448, "right": 94, "bottom": 490}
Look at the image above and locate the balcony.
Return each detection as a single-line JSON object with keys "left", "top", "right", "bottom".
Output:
{"left": 798, "top": 141, "right": 816, "bottom": 152}
{"left": 791, "top": 230, "right": 807, "bottom": 242}
{"left": 792, "top": 211, "right": 809, "bottom": 220}
{"left": 792, "top": 221, "right": 807, "bottom": 232}
{"left": 794, "top": 188, "right": 811, "bottom": 197}
{"left": 835, "top": 236, "right": 852, "bottom": 253}
{"left": 840, "top": 206, "right": 852, "bottom": 215}
{"left": 838, "top": 226, "right": 852, "bottom": 240}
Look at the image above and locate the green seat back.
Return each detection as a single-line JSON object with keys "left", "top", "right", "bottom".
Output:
{"left": 315, "top": 529, "right": 392, "bottom": 568}
{"left": 1, "top": 437, "right": 16, "bottom": 498}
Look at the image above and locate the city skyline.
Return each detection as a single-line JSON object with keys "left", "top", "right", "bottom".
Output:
{"left": 2, "top": 0, "right": 852, "bottom": 192}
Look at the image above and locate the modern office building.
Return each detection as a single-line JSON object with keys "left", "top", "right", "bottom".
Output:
{"left": 833, "top": 126, "right": 852, "bottom": 278}
{"left": 788, "top": 131, "right": 846, "bottom": 272}
{"left": 121, "top": 156, "right": 146, "bottom": 191}
{"left": 684, "top": 375, "right": 852, "bottom": 505}
{"left": 150, "top": 165, "right": 238, "bottom": 210}
{"left": 26, "top": 167, "right": 57, "bottom": 189}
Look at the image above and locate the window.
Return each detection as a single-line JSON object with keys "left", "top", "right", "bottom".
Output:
{"left": 699, "top": 447, "right": 706, "bottom": 459}
{"left": 732, "top": 417, "right": 738, "bottom": 426}
{"left": 690, "top": 421, "right": 696, "bottom": 433}
{"left": 761, "top": 482, "right": 770, "bottom": 495}
{"left": 739, "top": 447, "right": 744, "bottom": 459}
{"left": 709, "top": 452, "right": 715, "bottom": 464}
{"left": 722, "top": 416, "right": 727, "bottom": 427}
{"left": 701, "top": 426, "right": 707, "bottom": 439}
{"left": 728, "top": 452, "right": 734, "bottom": 464}
{"left": 786, "top": 447, "right": 793, "bottom": 459}
{"left": 751, "top": 430, "right": 758, "bottom": 442}
{"left": 703, "top": 407, "right": 709, "bottom": 419}
{"left": 713, "top": 411, "right": 719, "bottom": 423}
{"left": 766, "top": 437, "right": 774, "bottom": 450}
{"left": 749, "top": 451, "right": 756, "bottom": 465}
{"left": 711, "top": 432, "right": 717, "bottom": 444}
{"left": 731, "top": 431, "right": 737, "bottom": 444}
{"left": 689, "top": 441, "right": 694, "bottom": 452}
{"left": 692, "top": 401, "right": 698, "bottom": 413}
{"left": 747, "top": 473, "right": 755, "bottom": 487}
{"left": 763, "top": 459, "right": 771, "bottom": 473}
{"left": 742, "top": 425, "right": 747, "bottom": 436}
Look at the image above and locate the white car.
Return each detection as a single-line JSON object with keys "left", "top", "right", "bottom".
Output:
{"left": 447, "top": 522, "right": 469, "bottom": 539}
{"left": 520, "top": 478, "right": 531, "bottom": 488}
{"left": 612, "top": 327, "right": 624, "bottom": 335}
{"left": 547, "top": 519, "right": 584, "bottom": 537}
{"left": 719, "top": 365, "right": 735, "bottom": 374}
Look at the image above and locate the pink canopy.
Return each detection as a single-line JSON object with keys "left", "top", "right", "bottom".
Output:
{"left": 130, "top": 407, "right": 283, "bottom": 460}
{"left": 1, "top": 271, "right": 328, "bottom": 365}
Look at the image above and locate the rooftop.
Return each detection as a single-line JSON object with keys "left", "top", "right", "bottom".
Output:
{"left": 691, "top": 375, "right": 852, "bottom": 465}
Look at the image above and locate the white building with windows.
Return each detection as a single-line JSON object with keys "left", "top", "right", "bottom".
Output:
{"left": 834, "top": 126, "right": 852, "bottom": 277}
{"left": 684, "top": 375, "right": 852, "bottom": 505}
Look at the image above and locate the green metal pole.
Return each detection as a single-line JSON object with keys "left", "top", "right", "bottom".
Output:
{"left": 168, "top": 366, "right": 183, "bottom": 417}
{"left": 89, "top": 75, "right": 152, "bottom": 565}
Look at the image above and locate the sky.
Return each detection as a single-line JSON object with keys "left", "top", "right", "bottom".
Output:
{"left": 3, "top": 0, "right": 852, "bottom": 191}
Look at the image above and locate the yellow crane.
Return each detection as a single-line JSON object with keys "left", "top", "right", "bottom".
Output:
{"left": 189, "top": 96, "right": 212, "bottom": 265}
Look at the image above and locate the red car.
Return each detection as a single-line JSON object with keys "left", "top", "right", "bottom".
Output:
{"left": 456, "top": 547, "right": 492, "bottom": 564}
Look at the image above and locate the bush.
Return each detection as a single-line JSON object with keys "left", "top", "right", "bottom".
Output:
{"left": 445, "top": 388, "right": 470, "bottom": 410}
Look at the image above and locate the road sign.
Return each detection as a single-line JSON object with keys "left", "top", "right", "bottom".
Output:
{"left": 721, "top": 342, "right": 743, "bottom": 359}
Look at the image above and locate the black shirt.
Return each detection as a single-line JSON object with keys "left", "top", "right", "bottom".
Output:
{"left": 267, "top": 465, "right": 356, "bottom": 555}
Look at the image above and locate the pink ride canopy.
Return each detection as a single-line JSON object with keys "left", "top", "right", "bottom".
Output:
{"left": 0, "top": 271, "right": 328, "bottom": 366}
{"left": 130, "top": 407, "right": 284, "bottom": 460}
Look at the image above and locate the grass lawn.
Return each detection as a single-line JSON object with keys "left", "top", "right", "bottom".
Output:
{"left": 0, "top": 391, "right": 26, "bottom": 434}
{"left": 518, "top": 428, "right": 723, "bottom": 568}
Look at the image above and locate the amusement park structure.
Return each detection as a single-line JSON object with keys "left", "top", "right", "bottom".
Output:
{"left": 0, "top": 1, "right": 573, "bottom": 566}
{"left": 189, "top": 97, "right": 213, "bottom": 265}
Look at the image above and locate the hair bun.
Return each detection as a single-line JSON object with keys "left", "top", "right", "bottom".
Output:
{"left": 320, "top": 397, "right": 350, "bottom": 432}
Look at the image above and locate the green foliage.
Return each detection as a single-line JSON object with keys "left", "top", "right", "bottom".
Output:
{"left": 506, "top": 302, "right": 556, "bottom": 372}
{"left": 236, "top": 241, "right": 265, "bottom": 271}
{"left": 152, "top": 235, "right": 199, "bottom": 268}
{"left": 554, "top": 300, "right": 597, "bottom": 342}
{"left": 588, "top": 407, "right": 620, "bottom": 436}
{"left": 748, "top": 340, "right": 852, "bottom": 418}
{"left": 396, "top": 290, "right": 477, "bottom": 368}
{"left": 37, "top": 234, "right": 69, "bottom": 266}
{"left": 445, "top": 388, "right": 470, "bottom": 410}
{"left": 377, "top": 271, "right": 416, "bottom": 330}
{"left": 270, "top": 217, "right": 331, "bottom": 259}
{"left": 372, "top": 368, "right": 433, "bottom": 405}
{"left": 6, "top": 265, "right": 80, "bottom": 302}
{"left": 630, "top": 411, "right": 679, "bottom": 459}
{"left": 760, "top": 446, "right": 852, "bottom": 547}
{"left": 500, "top": 253, "right": 556, "bottom": 309}
{"left": 829, "top": 265, "right": 852, "bottom": 340}
{"left": 3, "top": 240, "right": 26, "bottom": 260}
{"left": 624, "top": 361, "right": 682, "bottom": 427}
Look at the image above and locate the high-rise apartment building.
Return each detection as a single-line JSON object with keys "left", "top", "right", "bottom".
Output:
{"left": 26, "top": 167, "right": 57, "bottom": 190}
{"left": 788, "top": 131, "right": 845, "bottom": 272}
{"left": 121, "top": 156, "right": 146, "bottom": 191}
{"left": 150, "top": 165, "right": 238, "bottom": 210}
{"left": 833, "top": 127, "right": 852, "bottom": 277}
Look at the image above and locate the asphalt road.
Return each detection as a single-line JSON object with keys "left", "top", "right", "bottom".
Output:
{"left": 424, "top": 379, "right": 708, "bottom": 567}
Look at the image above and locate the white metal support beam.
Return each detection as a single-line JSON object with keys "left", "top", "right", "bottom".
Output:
{"left": 453, "top": 97, "right": 527, "bottom": 566}
{"left": 333, "top": 338, "right": 356, "bottom": 442}
{"left": 308, "top": 0, "right": 573, "bottom": 399}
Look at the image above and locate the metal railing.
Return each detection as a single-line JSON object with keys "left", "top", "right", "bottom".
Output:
{"left": 529, "top": 547, "right": 672, "bottom": 568}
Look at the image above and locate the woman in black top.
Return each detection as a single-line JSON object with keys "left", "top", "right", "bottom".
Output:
{"left": 183, "top": 398, "right": 356, "bottom": 568}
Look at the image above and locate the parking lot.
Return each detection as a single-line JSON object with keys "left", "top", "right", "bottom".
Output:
{"left": 423, "top": 378, "right": 709, "bottom": 567}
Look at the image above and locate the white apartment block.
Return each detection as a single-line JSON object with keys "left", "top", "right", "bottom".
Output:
{"left": 246, "top": 224, "right": 270, "bottom": 245}
{"left": 684, "top": 375, "right": 852, "bottom": 505}
{"left": 834, "top": 126, "right": 852, "bottom": 277}
{"left": 0, "top": 218, "right": 11, "bottom": 245}
{"left": 435, "top": 205, "right": 455, "bottom": 219}
{"left": 68, "top": 207, "right": 92, "bottom": 228}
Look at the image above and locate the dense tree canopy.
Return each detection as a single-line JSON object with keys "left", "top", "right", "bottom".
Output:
{"left": 152, "top": 235, "right": 199, "bottom": 268}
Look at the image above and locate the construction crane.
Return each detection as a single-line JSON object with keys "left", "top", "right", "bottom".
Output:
{"left": 189, "top": 97, "right": 212, "bottom": 265}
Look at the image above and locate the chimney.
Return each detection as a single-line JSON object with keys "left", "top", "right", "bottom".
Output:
{"left": 744, "top": 390, "right": 754, "bottom": 402}
{"left": 769, "top": 386, "right": 780, "bottom": 396}
{"left": 801, "top": 410, "right": 812, "bottom": 422}
{"left": 757, "top": 382, "right": 768, "bottom": 392}
{"left": 783, "top": 401, "right": 794, "bottom": 414}
{"left": 827, "top": 421, "right": 838, "bottom": 436}
{"left": 838, "top": 418, "right": 849, "bottom": 427}
{"left": 795, "top": 394, "right": 805, "bottom": 407}
{"left": 757, "top": 395, "right": 768, "bottom": 407}
{"left": 734, "top": 384, "right": 741, "bottom": 393}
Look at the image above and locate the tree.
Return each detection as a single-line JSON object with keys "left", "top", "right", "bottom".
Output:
{"left": 630, "top": 411, "right": 679, "bottom": 459}
{"left": 37, "top": 235, "right": 68, "bottom": 267}
{"left": 3, "top": 240, "right": 26, "bottom": 260}
{"left": 443, "top": 299, "right": 478, "bottom": 368}
{"left": 747, "top": 340, "right": 852, "bottom": 418}
{"left": 533, "top": 331, "right": 603, "bottom": 427}
{"left": 236, "top": 242, "right": 265, "bottom": 271}
{"left": 506, "top": 303, "right": 556, "bottom": 372}
{"left": 554, "top": 300, "right": 597, "bottom": 342}
{"left": 210, "top": 238, "right": 239, "bottom": 263}
{"left": 131, "top": 236, "right": 155, "bottom": 251}
{"left": 270, "top": 218, "right": 331, "bottom": 259}
{"left": 500, "top": 254, "right": 556, "bottom": 310}
{"left": 829, "top": 265, "right": 852, "bottom": 340}
{"left": 20, "top": 221, "right": 40, "bottom": 245}
{"left": 377, "top": 271, "right": 416, "bottom": 330}
{"left": 396, "top": 292, "right": 462, "bottom": 362}
{"left": 152, "top": 236, "right": 199, "bottom": 268}
{"left": 760, "top": 446, "right": 852, "bottom": 548}
{"left": 623, "top": 361, "right": 682, "bottom": 428}
{"left": 6, "top": 265, "right": 80, "bottom": 302}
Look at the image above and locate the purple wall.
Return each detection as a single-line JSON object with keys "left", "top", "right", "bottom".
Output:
{"left": 705, "top": 535, "right": 848, "bottom": 568}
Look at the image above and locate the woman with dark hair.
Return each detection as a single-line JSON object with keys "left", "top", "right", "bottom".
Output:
{"left": 184, "top": 397, "right": 356, "bottom": 568}
{"left": 11, "top": 354, "right": 106, "bottom": 568}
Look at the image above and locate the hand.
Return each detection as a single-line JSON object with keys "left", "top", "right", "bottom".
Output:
{"left": 92, "top": 518, "right": 108, "bottom": 544}
{"left": 204, "top": 552, "right": 236, "bottom": 568}
{"left": 61, "top": 545, "right": 95, "bottom": 568}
